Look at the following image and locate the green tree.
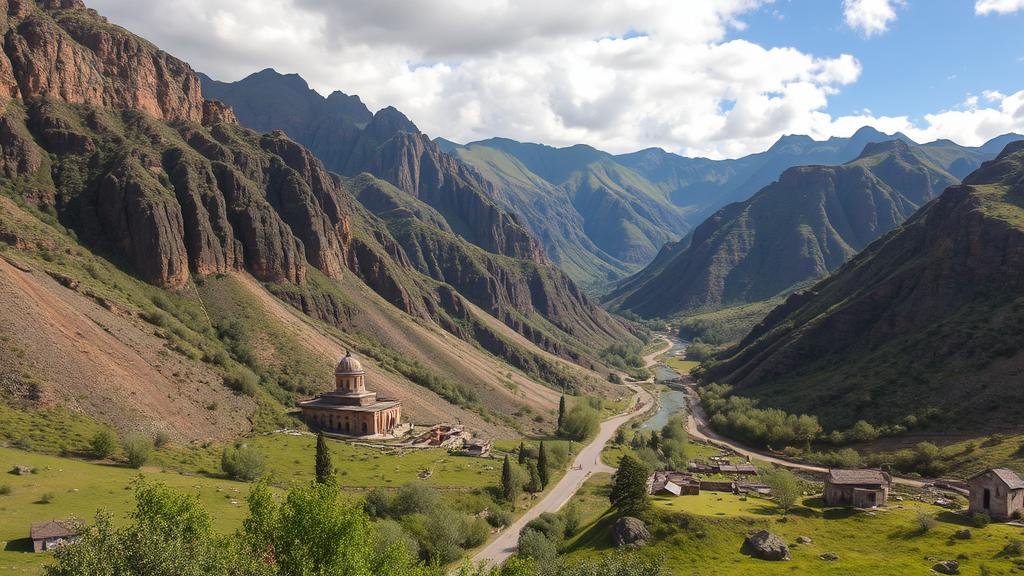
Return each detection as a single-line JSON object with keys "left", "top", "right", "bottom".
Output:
{"left": 500, "top": 455, "right": 516, "bottom": 502}
{"left": 518, "top": 441, "right": 526, "bottom": 465}
{"left": 537, "top": 442, "right": 549, "bottom": 489}
{"left": 526, "top": 460, "right": 542, "bottom": 494}
{"left": 122, "top": 433, "right": 152, "bottom": 469}
{"left": 315, "top": 432, "right": 334, "bottom": 484}
{"left": 557, "top": 395, "right": 566, "bottom": 432}
{"left": 90, "top": 429, "right": 118, "bottom": 460}
{"left": 763, "top": 467, "right": 800, "bottom": 514}
{"left": 221, "top": 444, "right": 265, "bottom": 481}
{"left": 609, "top": 455, "right": 650, "bottom": 515}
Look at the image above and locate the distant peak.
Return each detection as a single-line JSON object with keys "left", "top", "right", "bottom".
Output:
{"left": 995, "top": 139, "right": 1024, "bottom": 161}
{"left": 850, "top": 125, "right": 887, "bottom": 139}
{"left": 856, "top": 139, "right": 912, "bottom": 159}
{"left": 366, "top": 105, "right": 419, "bottom": 136}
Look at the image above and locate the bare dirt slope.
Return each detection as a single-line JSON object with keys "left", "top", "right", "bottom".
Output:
{"left": 0, "top": 255, "right": 255, "bottom": 441}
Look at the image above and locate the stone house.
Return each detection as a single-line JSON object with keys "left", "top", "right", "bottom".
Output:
{"left": 299, "top": 352, "right": 402, "bottom": 437}
{"left": 648, "top": 471, "right": 700, "bottom": 496}
{"left": 824, "top": 469, "right": 891, "bottom": 508}
{"left": 967, "top": 468, "right": 1024, "bottom": 521}
{"left": 30, "top": 519, "right": 80, "bottom": 553}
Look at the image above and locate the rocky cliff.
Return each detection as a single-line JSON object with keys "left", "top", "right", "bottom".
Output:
{"left": 609, "top": 140, "right": 959, "bottom": 318}
{"left": 704, "top": 142, "right": 1024, "bottom": 431}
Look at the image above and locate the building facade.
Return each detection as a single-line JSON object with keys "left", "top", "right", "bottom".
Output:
{"left": 299, "top": 351, "right": 401, "bottom": 436}
{"left": 824, "top": 469, "right": 891, "bottom": 508}
{"left": 968, "top": 468, "right": 1024, "bottom": 521}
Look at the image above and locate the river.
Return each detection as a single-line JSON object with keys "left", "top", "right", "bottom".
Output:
{"left": 640, "top": 336, "right": 689, "bottom": 431}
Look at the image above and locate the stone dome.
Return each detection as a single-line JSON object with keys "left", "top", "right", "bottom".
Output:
{"left": 335, "top": 350, "right": 365, "bottom": 375}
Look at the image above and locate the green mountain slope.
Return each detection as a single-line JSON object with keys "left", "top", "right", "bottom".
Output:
{"left": 704, "top": 141, "right": 1024, "bottom": 432}
{"left": 609, "top": 140, "right": 959, "bottom": 317}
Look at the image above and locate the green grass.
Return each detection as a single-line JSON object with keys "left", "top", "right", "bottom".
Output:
{"left": 664, "top": 357, "right": 699, "bottom": 375}
{"left": 674, "top": 298, "right": 781, "bottom": 345}
{"left": 0, "top": 447, "right": 257, "bottom": 575}
{"left": 563, "top": 477, "right": 1024, "bottom": 575}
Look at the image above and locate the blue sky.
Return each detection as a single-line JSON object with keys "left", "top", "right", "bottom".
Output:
{"left": 740, "top": 1, "right": 1024, "bottom": 120}
{"left": 91, "top": 0, "right": 1024, "bottom": 158}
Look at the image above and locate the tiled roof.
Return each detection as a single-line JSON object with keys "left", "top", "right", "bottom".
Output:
{"left": 827, "top": 469, "right": 889, "bottom": 486}
{"left": 971, "top": 468, "right": 1024, "bottom": 489}
{"left": 30, "top": 520, "right": 77, "bottom": 540}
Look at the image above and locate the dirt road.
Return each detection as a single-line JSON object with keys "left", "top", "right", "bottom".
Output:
{"left": 470, "top": 339, "right": 670, "bottom": 567}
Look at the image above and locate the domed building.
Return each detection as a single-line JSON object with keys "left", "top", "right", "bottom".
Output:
{"left": 299, "top": 351, "right": 402, "bottom": 436}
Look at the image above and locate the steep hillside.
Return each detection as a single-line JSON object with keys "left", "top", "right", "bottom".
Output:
{"left": 610, "top": 140, "right": 958, "bottom": 317}
{"left": 0, "top": 0, "right": 628, "bottom": 442}
{"left": 201, "top": 69, "right": 638, "bottom": 355}
{"left": 704, "top": 141, "right": 1024, "bottom": 432}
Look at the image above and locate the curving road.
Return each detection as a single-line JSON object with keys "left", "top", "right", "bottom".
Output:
{"left": 470, "top": 339, "right": 669, "bottom": 568}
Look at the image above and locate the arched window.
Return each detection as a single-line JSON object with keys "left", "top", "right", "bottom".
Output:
{"left": 362, "top": 422, "right": 368, "bottom": 434}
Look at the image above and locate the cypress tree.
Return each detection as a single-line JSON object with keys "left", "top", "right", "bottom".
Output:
{"left": 610, "top": 454, "right": 650, "bottom": 515}
{"left": 526, "top": 460, "right": 542, "bottom": 494}
{"left": 501, "top": 454, "right": 515, "bottom": 502}
{"left": 557, "top": 395, "right": 566, "bottom": 433}
{"left": 315, "top": 432, "right": 333, "bottom": 484}
{"left": 537, "top": 441, "right": 549, "bottom": 489}
{"left": 518, "top": 441, "right": 526, "bottom": 465}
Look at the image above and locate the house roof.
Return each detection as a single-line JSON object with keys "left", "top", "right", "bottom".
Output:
{"left": 30, "top": 520, "right": 77, "bottom": 540}
{"left": 971, "top": 468, "right": 1024, "bottom": 489}
{"left": 827, "top": 469, "right": 889, "bottom": 486}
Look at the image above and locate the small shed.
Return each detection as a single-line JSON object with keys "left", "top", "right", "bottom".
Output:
{"left": 30, "top": 520, "right": 80, "bottom": 553}
{"left": 824, "top": 469, "right": 891, "bottom": 508}
{"left": 967, "top": 468, "right": 1024, "bottom": 521}
{"left": 649, "top": 471, "right": 700, "bottom": 496}
{"left": 718, "top": 463, "right": 758, "bottom": 476}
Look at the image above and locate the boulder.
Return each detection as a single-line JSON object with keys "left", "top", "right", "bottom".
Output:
{"left": 933, "top": 560, "right": 959, "bottom": 574}
{"left": 743, "top": 530, "right": 790, "bottom": 561}
{"left": 820, "top": 552, "right": 839, "bottom": 561}
{"left": 796, "top": 536, "right": 812, "bottom": 544}
{"left": 611, "top": 516, "right": 650, "bottom": 548}
{"left": 953, "top": 529, "right": 971, "bottom": 540}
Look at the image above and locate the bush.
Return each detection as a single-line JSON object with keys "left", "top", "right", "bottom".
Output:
{"left": 39, "top": 492, "right": 54, "bottom": 504}
{"left": 559, "top": 402, "right": 600, "bottom": 441}
{"left": 0, "top": 484, "right": 11, "bottom": 495}
{"left": 487, "top": 508, "right": 512, "bottom": 528}
{"left": 220, "top": 444, "right": 265, "bottom": 481}
{"left": 153, "top": 431, "right": 170, "bottom": 449}
{"left": 463, "top": 517, "right": 490, "bottom": 548}
{"left": 223, "top": 367, "right": 259, "bottom": 396}
{"left": 915, "top": 511, "right": 937, "bottom": 533}
{"left": 1002, "top": 539, "right": 1023, "bottom": 556}
{"left": 364, "top": 487, "right": 393, "bottom": 518}
{"left": 971, "top": 512, "right": 992, "bottom": 528}
{"left": 391, "top": 482, "right": 439, "bottom": 517}
{"left": 122, "top": 433, "right": 152, "bottom": 469}
{"left": 608, "top": 373, "right": 622, "bottom": 384}
{"left": 89, "top": 429, "right": 118, "bottom": 459}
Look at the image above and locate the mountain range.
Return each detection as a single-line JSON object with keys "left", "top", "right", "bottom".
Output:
{"left": 704, "top": 141, "right": 1024, "bottom": 431}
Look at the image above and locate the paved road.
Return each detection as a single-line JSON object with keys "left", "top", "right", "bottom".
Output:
{"left": 470, "top": 340, "right": 669, "bottom": 568}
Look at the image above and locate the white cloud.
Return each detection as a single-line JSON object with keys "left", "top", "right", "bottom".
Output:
{"left": 85, "top": 0, "right": 1024, "bottom": 159}
{"left": 975, "top": 0, "right": 1024, "bottom": 15}
{"left": 842, "top": 0, "right": 904, "bottom": 37}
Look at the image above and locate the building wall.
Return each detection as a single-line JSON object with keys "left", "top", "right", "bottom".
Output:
{"left": 969, "top": 474, "right": 1024, "bottom": 520}
{"left": 825, "top": 483, "right": 888, "bottom": 507}
{"left": 303, "top": 406, "right": 401, "bottom": 436}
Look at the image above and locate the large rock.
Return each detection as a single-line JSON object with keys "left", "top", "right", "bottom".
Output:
{"left": 743, "top": 530, "right": 790, "bottom": 561}
{"left": 933, "top": 560, "right": 959, "bottom": 575}
{"left": 611, "top": 516, "right": 650, "bottom": 548}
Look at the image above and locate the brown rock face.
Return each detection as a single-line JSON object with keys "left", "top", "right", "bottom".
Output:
{"left": 1, "top": 0, "right": 204, "bottom": 122}
{"left": 202, "top": 99, "right": 236, "bottom": 126}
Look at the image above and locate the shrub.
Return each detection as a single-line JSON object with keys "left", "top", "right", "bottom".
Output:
{"left": 153, "top": 431, "right": 170, "bottom": 449}
{"left": 391, "top": 482, "right": 439, "bottom": 517}
{"left": 763, "top": 468, "right": 800, "bottom": 514}
{"left": 220, "top": 444, "right": 265, "bottom": 481}
{"left": 89, "top": 429, "right": 118, "bottom": 459}
{"left": 915, "top": 511, "right": 937, "bottom": 533}
{"left": 123, "top": 433, "right": 153, "bottom": 469}
{"left": 1002, "top": 539, "right": 1023, "bottom": 556}
{"left": 364, "top": 487, "right": 393, "bottom": 518}
{"left": 223, "top": 367, "right": 259, "bottom": 396}
{"left": 559, "top": 402, "right": 600, "bottom": 441}
{"left": 971, "top": 512, "right": 992, "bottom": 528}
{"left": 39, "top": 492, "right": 54, "bottom": 504}
{"left": 463, "top": 517, "right": 490, "bottom": 548}
{"left": 0, "top": 484, "right": 11, "bottom": 495}
{"left": 487, "top": 507, "right": 512, "bottom": 528}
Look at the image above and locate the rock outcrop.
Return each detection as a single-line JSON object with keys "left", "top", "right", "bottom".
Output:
{"left": 743, "top": 530, "right": 790, "bottom": 560}
{"left": 611, "top": 516, "right": 650, "bottom": 548}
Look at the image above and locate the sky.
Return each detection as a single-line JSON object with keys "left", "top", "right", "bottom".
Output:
{"left": 89, "top": 0, "right": 1024, "bottom": 159}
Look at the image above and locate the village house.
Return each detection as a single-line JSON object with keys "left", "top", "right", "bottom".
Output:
{"left": 299, "top": 351, "right": 402, "bottom": 437}
{"left": 648, "top": 471, "right": 700, "bottom": 496}
{"left": 967, "top": 468, "right": 1024, "bottom": 521}
{"left": 30, "top": 519, "right": 80, "bottom": 553}
{"left": 824, "top": 469, "right": 891, "bottom": 508}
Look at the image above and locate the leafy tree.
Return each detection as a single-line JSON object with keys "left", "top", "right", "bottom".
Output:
{"left": 501, "top": 455, "right": 516, "bottom": 502}
{"left": 537, "top": 442, "right": 549, "bottom": 489}
{"left": 90, "top": 429, "right": 118, "bottom": 460}
{"left": 559, "top": 403, "right": 600, "bottom": 441}
{"left": 647, "top": 430, "right": 660, "bottom": 451}
{"left": 609, "top": 455, "right": 650, "bottom": 515}
{"left": 391, "top": 482, "right": 440, "bottom": 517}
{"left": 122, "top": 433, "right": 152, "bottom": 469}
{"left": 315, "top": 432, "right": 334, "bottom": 484}
{"left": 846, "top": 420, "right": 879, "bottom": 443}
{"left": 763, "top": 467, "right": 800, "bottom": 514}
{"left": 516, "top": 528, "right": 557, "bottom": 571}
{"left": 364, "top": 487, "right": 393, "bottom": 518}
{"left": 526, "top": 460, "right": 542, "bottom": 494}
{"left": 221, "top": 444, "right": 266, "bottom": 481}
{"left": 557, "top": 395, "right": 566, "bottom": 432}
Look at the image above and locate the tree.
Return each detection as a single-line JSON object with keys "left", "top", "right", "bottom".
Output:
{"left": 500, "top": 455, "right": 517, "bottom": 502}
{"left": 537, "top": 442, "right": 549, "bottom": 489}
{"left": 526, "top": 460, "right": 542, "bottom": 494}
{"left": 763, "top": 467, "right": 800, "bottom": 514}
{"left": 557, "top": 396, "right": 566, "bottom": 432}
{"left": 559, "top": 404, "right": 600, "bottom": 441}
{"left": 221, "top": 444, "right": 265, "bottom": 481}
{"left": 518, "top": 441, "right": 526, "bottom": 465}
{"left": 609, "top": 455, "right": 650, "bottom": 515}
{"left": 315, "top": 432, "right": 333, "bottom": 484}
{"left": 793, "top": 414, "right": 822, "bottom": 450}
{"left": 846, "top": 420, "right": 879, "bottom": 443}
{"left": 123, "top": 433, "right": 152, "bottom": 469}
{"left": 90, "top": 429, "right": 118, "bottom": 460}
{"left": 647, "top": 430, "right": 660, "bottom": 451}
